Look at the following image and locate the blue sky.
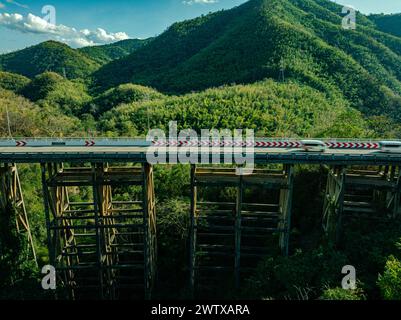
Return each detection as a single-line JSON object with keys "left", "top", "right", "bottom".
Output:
{"left": 0, "top": 0, "right": 400, "bottom": 54}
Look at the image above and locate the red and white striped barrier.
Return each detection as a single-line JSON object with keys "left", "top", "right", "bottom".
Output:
{"left": 152, "top": 140, "right": 380, "bottom": 149}
{"left": 255, "top": 141, "right": 302, "bottom": 148}
{"left": 0, "top": 138, "right": 384, "bottom": 149}
{"left": 152, "top": 140, "right": 259, "bottom": 147}
{"left": 325, "top": 142, "right": 379, "bottom": 149}
{"left": 0, "top": 138, "right": 150, "bottom": 148}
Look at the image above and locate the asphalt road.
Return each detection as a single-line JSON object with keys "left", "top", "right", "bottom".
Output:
{"left": 0, "top": 146, "right": 385, "bottom": 155}
{"left": 1, "top": 146, "right": 400, "bottom": 165}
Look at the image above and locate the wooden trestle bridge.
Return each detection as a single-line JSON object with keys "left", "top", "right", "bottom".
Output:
{"left": 0, "top": 139, "right": 400, "bottom": 299}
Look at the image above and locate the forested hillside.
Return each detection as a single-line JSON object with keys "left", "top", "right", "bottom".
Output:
{"left": 369, "top": 13, "right": 401, "bottom": 37}
{"left": 93, "top": 0, "right": 401, "bottom": 123}
{"left": 0, "top": 71, "right": 30, "bottom": 92}
{"left": 0, "top": 88, "right": 82, "bottom": 136}
{"left": 0, "top": 39, "right": 150, "bottom": 79}
{"left": 2, "top": 0, "right": 401, "bottom": 125}
{"left": 0, "top": 41, "right": 100, "bottom": 79}
{"left": 98, "top": 80, "right": 370, "bottom": 138}
{"left": 78, "top": 38, "right": 152, "bottom": 65}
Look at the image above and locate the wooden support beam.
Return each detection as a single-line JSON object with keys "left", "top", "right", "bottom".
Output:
{"left": 189, "top": 164, "right": 197, "bottom": 296}
{"left": 191, "top": 165, "right": 294, "bottom": 296}
{"left": 143, "top": 163, "right": 157, "bottom": 300}
{"left": 279, "top": 165, "right": 294, "bottom": 256}
{"left": 91, "top": 163, "right": 105, "bottom": 299}
{"left": 322, "top": 166, "right": 346, "bottom": 245}
{"left": 234, "top": 175, "right": 243, "bottom": 288}
{"left": 41, "top": 163, "right": 154, "bottom": 300}
{"left": 393, "top": 166, "right": 401, "bottom": 218}
{"left": 0, "top": 163, "right": 37, "bottom": 266}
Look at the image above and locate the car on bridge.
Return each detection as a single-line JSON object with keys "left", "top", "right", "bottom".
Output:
{"left": 379, "top": 141, "right": 401, "bottom": 153}
{"left": 300, "top": 140, "right": 327, "bottom": 153}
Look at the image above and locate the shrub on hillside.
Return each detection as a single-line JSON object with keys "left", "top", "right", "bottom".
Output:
{"left": 319, "top": 287, "right": 366, "bottom": 300}
{"left": 0, "top": 71, "right": 30, "bottom": 93}
{"left": 87, "top": 83, "right": 164, "bottom": 117}
{"left": 377, "top": 256, "right": 401, "bottom": 300}
{"left": 242, "top": 246, "right": 348, "bottom": 299}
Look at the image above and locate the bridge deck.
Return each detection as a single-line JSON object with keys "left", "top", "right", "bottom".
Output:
{"left": 0, "top": 147, "right": 401, "bottom": 165}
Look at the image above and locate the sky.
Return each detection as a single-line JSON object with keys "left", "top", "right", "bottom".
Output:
{"left": 0, "top": 0, "right": 401, "bottom": 54}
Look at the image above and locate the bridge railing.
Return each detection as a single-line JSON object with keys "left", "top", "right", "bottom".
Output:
{"left": 0, "top": 137, "right": 395, "bottom": 149}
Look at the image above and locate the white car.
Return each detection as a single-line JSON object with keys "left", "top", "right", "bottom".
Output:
{"left": 300, "top": 140, "right": 327, "bottom": 153}
{"left": 379, "top": 141, "right": 401, "bottom": 154}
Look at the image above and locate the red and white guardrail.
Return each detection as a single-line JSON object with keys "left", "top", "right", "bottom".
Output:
{"left": 325, "top": 142, "right": 379, "bottom": 149}
{"left": 0, "top": 139, "right": 150, "bottom": 148}
{"left": 152, "top": 140, "right": 380, "bottom": 149}
{"left": 0, "top": 138, "right": 383, "bottom": 149}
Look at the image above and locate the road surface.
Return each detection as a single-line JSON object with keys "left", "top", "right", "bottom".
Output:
{"left": 0, "top": 146, "right": 400, "bottom": 165}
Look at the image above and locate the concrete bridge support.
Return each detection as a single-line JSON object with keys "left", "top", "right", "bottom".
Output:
{"left": 323, "top": 165, "right": 401, "bottom": 244}
{"left": 0, "top": 163, "right": 36, "bottom": 264}
{"left": 189, "top": 165, "right": 294, "bottom": 296}
{"left": 40, "top": 163, "right": 156, "bottom": 300}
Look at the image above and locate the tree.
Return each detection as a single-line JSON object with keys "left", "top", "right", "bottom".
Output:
{"left": 377, "top": 256, "right": 401, "bottom": 300}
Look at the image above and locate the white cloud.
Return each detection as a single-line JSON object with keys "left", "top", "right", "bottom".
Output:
{"left": 0, "top": 12, "right": 130, "bottom": 47}
{"left": 6, "top": 0, "right": 28, "bottom": 9}
{"left": 182, "top": 0, "right": 218, "bottom": 5}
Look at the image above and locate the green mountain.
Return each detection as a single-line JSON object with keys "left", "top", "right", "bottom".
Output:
{"left": 369, "top": 13, "right": 401, "bottom": 37}
{"left": 93, "top": 0, "right": 401, "bottom": 121}
{"left": 0, "top": 71, "right": 30, "bottom": 93}
{"left": 0, "top": 39, "right": 152, "bottom": 80}
{"left": 0, "top": 87, "right": 82, "bottom": 136}
{"left": 88, "top": 83, "right": 164, "bottom": 117}
{"left": 20, "top": 72, "right": 91, "bottom": 116}
{"left": 98, "top": 79, "right": 370, "bottom": 138}
{"left": 78, "top": 38, "right": 153, "bottom": 65}
{"left": 0, "top": 41, "right": 100, "bottom": 79}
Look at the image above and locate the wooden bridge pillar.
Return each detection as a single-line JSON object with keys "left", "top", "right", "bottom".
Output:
{"left": 189, "top": 165, "right": 294, "bottom": 296}
{"left": 394, "top": 169, "right": 401, "bottom": 218}
{"left": 143, "top": 163, "right": 157, "bottom": 300}
{"left": 278, "top": 165, "right": 294, "bottom": 256}
{"left": 0, "top": 163, "right": 37, "bottom": 265}
{"left": 323, "top": 165, "right": 401, "bottom": 244}
{"left": 322, "top": 166, "right": 346, "bottom": 244}
{"left": 384, "top": 165, "right": 401, "bottom": 218}
{"left": 40, "top": 162, "right": 156, "bottom": 300}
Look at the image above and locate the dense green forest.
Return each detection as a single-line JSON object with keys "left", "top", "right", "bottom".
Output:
{"left": 0, "top": 39, "right": 149, "bottom": 79}
{"left": 78, "top": 38, "right": 152, "bottom": 65}
{"left": 369, "top": 13, "right": 401, "bottom": 38}
{"left": 0, "top": 0, "right": 401, "bottom": 300}
{"left": 93, "top": 0, "right": 401, "bottom": 123}
{"left": 0, "top": 41, "right": 100, "bottom": 79}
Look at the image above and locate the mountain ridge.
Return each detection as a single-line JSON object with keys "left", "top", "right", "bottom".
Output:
{"left": 78, "top": 38, "right": 153, "bottom": 65}
{"left": 91, "top": 0, "right": 401, "bottom": 121}
{"left": 0, "top": 40, "right": 99, "bottom": 79}
{"left": 0, "top": 38, "right": 151, "bottom": 79}
{"left": 369, "top": 13, "right": 401, "bottom": 38}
